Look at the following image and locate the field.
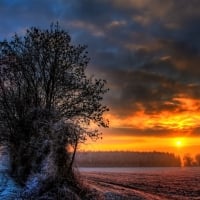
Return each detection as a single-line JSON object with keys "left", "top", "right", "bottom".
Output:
{"left": 1, "top": 145, "right": 200, "bottom": 199}
{"left": 80, "top": 167, "right": 200, "bottom": 200}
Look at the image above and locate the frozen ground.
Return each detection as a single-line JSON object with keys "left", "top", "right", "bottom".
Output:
{"left": 81, "top": 167, "right": 200, "bottom": 200}
{"left": 1, "top": 146, "right": 200, "bottom": 200}
{"left": 0, "top": 146, "right": 21, "bottom": 199}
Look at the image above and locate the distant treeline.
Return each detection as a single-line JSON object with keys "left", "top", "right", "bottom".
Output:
{"left": 75, "top": 151, "right": 181, "bottom": 167}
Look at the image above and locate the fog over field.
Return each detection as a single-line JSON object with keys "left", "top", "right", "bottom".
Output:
{"left": 76, "top": 151, "right": 182, "bottom": 167}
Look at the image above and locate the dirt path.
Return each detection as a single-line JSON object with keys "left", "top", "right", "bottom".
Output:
{"left": 84, "top": 173, "right": 168, "bottom": 200}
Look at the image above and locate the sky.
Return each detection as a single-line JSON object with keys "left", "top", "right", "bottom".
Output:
{"left": 1, "top": 0, "right": 200, "bottom": 157}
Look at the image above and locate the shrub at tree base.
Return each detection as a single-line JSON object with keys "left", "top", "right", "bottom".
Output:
{"left": 17, "top": 172, "right": 100, "bottom": 200}
{"left": 0, "top": 23, "right": 108, "bottom": 199}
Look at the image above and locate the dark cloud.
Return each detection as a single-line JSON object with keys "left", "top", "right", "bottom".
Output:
{"left": 0, "top": 0, "right": 60, "bottom": 38}
{"left": 103, "top": 69, "right": 178, "bottom": 116}
{"left": 191, "top": 127, "right": 200, "bottom": 137}
{"left": 103, "top": 50, "right": 200, "bottom": 116}
{"left": 104, "top": 127, "right": 177, "bottom": 138}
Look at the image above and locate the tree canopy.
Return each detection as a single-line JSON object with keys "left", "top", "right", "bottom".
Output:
{"left": 0, "top": 23, "right": 109, "bottom": 185}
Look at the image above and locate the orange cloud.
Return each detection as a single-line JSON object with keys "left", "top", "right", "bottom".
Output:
{"left": 105, "top": 97, "right": 200, "bottom": 138}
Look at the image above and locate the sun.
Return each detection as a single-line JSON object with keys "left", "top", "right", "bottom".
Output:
{"left": 174, "top": 138, "right": 185, "bottom": 148}
{"left": 176, "top": 140, "right": 182, "bottom": 147}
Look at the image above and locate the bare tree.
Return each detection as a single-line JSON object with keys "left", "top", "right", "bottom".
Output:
{"left": 195, "top": 154, "right": 200, "bottom": 166}
{"left": 0, "top": 23, "right": 109, "bottom": 184}
{"left": 183, "top": 154, "right": 195, "bottom": 167}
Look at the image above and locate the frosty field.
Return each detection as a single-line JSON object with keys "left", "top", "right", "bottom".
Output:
{"left": 80, "top": 167, "right": 200, "bottom": 200}
{"left": 1, "top": 145, "right": 200, "bottom": 199}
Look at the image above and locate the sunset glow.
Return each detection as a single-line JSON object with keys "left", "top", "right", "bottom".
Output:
{"left": 81, "top": 97, "right": 200, "bottom": 157}
{"left": 81, "top": 135, "right": 200, "bottom": 157}
{"left": 175, "top": 140, "right": 182, "bottom": 147}
{"left": 84, "top": 97, "right": 198, "bottom": 156}
{"left": 79, "top": 103, "right": 200, "bottom": 159}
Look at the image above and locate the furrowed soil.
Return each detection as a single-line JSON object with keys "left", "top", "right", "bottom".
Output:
{"left": 81, "top": 168, "right": 200, "bottom": 200}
